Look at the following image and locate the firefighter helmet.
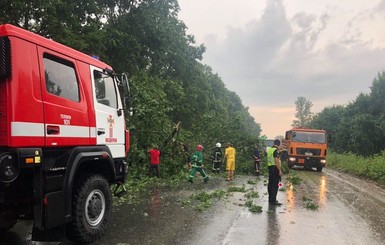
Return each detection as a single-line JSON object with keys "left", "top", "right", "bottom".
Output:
{"left": 197, "top": 144, "right": 203, "bottom": 151}
{"left": 216, "top": 143, "right": 221, "bottom": 148}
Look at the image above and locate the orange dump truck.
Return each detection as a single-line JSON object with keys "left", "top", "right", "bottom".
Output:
{"left": 281, "top": 128, "right": 328, "bottom": 172}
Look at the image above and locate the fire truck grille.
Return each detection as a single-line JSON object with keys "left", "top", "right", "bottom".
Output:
{"left": 296, "top": 148, "right": 321, "bottom": 156}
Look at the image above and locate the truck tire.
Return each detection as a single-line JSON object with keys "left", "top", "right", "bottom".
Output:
{"left": 66, "top": 174, "right": 112, "bottom": 243}
{"left": 316, "top": 166, "right": 323, "bottom": 172}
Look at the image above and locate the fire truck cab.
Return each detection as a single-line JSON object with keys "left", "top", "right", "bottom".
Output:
{"left": 0, "top": 24, "right": 130, "bottom": 243}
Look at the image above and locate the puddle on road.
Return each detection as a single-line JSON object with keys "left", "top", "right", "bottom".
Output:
{"left": 221, "top": 169, "right": 384, "bottom": 245}
{"left": 277, "top": 169, "right": 384, "bottom": 245}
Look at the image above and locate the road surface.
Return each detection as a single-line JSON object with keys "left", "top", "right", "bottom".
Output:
{"left": 1, "top": 168, "right": 385, "bottom": 245}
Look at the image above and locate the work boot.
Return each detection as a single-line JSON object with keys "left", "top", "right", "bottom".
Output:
{"left": 269, "top": 200, "right": 282, "bottom": 206}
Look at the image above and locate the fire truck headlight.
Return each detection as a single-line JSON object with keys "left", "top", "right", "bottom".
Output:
{"left": 320, "top": 159, "right": 326, "bottom": 164}
{"left": 0, "top": 154, "right": 19, "bottom": 183}
{"left": 289, "top": 157, "right": 296, "bottom": 162}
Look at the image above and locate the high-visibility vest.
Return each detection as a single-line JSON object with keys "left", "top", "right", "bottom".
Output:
{"left": 267, "top": 146, "right": 279, "bottom": 166}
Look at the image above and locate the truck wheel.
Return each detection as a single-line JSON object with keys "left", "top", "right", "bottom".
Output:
{"left": 66, "top": 174, "right": 112, "bottom": 243}
{"left": 316, "top": 166, "right": 323, "bottom": 172}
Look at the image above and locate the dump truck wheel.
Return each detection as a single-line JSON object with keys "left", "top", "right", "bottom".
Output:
{"left": 66, "top": 174, "right": 112, "bottom": 243}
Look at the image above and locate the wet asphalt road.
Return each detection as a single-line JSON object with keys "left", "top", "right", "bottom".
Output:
{"left": 2, "top": 167, "right": 385, "bottom": 245}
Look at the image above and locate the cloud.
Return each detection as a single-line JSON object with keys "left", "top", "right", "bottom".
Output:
{"left": 374, "top": 0, "right": 385, "bottom": 13}
{"left": 202, "top": 0, "right": 385, "bottom": 113}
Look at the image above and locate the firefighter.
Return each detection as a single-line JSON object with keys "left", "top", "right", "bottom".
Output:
{"left": 211, "top": 143, "right": 223, "bottom": 174}
{"left": 188, "top": 144, "right": 209, "bottom": 183}
{"left": 267, "top": 139, "right": 283, "bottom": 205}
{"left": 224, "top": 143, "right": 236, "bottom": 181}
{"left": 253, "top": 144, "right": 262, "bottom": 175}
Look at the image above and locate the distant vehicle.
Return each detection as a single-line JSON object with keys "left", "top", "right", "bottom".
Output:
{"left": 281, "top": 127, "right": 328, "bottom": 172}
{"left": 265, "top": 139, "right": 275, "bottom": 149}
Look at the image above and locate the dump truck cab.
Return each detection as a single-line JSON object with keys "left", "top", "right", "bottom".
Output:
{"left": 281, "top": 128, "right": 327, "bottom": 172}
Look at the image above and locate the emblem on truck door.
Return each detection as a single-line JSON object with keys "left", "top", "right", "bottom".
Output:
{"left": 106, "top": 115, "right": 117, "bottom": 143}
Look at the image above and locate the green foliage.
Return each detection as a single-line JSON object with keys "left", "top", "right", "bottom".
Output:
{"left": 211, "top": 189, "right": 228, "bottom": 199}
{"left": 178, "top": 189, "right": 229, "bottom": 212}
{"left": 227, "top": 185, "right": 246, "bottom": 193}
{"left": 302, "top": 195, "right": 319, "bottom": 210}
{"left": 244, "top": 190, "right": 260, "bottom": 199}
{"left": 327, "top": 152, "right": 385, "bottom": 186}
{"left": 248, "top": 204, "right": 263, "bottom": 213}
{"left": 292, "top": 96, "right": 313, "bottom": 127}
{"left": 244, "top": 200, "right": 263, "bottom": 213}
{"left": 308, "top": 71, "right": 385, "bottom": 156}
{"left": 247, "top": 179, "right": 257, "bottom": 185}
{"left": 308, "top": 105, "right": 345, "bottom": 150}
{"left": 1, "top": 0, "right": 262, "bottom": 178}
{"left": 286, "top": 173, "right": 302, "bottom": 185}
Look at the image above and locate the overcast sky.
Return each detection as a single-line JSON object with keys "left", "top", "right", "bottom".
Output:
{"left": 177, "top": 0, "right": 385, "bottom": 138}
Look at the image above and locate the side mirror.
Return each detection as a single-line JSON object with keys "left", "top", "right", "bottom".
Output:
{"left": 117, "top": 73, "right": 133, "bottom": 116}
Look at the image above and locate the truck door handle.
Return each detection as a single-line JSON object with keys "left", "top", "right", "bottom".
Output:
{"left": 47, "top": 125, "right": 60, "bottom": 135}
{"left": 97, "top": 129, "right": 105, "bottom": 135}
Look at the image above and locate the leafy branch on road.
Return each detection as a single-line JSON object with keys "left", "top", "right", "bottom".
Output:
{"left": 227, "top": 185, "right": 246, "bottom": 193}
{"left": 287, "top": 173, "right": 302, "bottom": 185}
{"left": 245, "top": 200, "right": 263, "bottom": 213}
{"left": 244, "top": 190, "right": 259, "bottom": 199}
{"left": 302, "top": 195, "right": 319, "bottom": 210}
{"left": 247, "top": 179, "right": 257, "bottom": 185}
{"left": 178, "top": 189, "right": 229, "bottom": 212}
{"left": 178, "top": 184, "right": 264, "bottom": 213}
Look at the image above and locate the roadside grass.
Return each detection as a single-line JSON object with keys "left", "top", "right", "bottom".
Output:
{"left": 327, "top": 152, "right": 385, "bottom": 186}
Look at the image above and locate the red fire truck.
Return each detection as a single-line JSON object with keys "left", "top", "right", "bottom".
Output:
{"left": 0, "top": 24, "right": 130, "bottom": 243}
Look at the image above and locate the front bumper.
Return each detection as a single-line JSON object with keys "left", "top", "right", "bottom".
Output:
{"left": 288, "top": 156, "right": 326, "bottom": 167}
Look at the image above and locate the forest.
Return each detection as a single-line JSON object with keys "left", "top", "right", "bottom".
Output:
{"left": 309, "top": 71, "right": 385, "bottom": 157}
{"left": 0, "top": 0, "right": 262, "bottom": 175}
{"left": 3, "top": 0, "right": 385, "bottom": 184}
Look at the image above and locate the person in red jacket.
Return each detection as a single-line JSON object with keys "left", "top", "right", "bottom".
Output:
{"left": 148, "top": 146, "right": 161, "bottom": 177}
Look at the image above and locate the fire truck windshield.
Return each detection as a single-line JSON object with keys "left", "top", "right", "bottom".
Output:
{"left": 292, "top": 132, "right": 326, "bottom": 144}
